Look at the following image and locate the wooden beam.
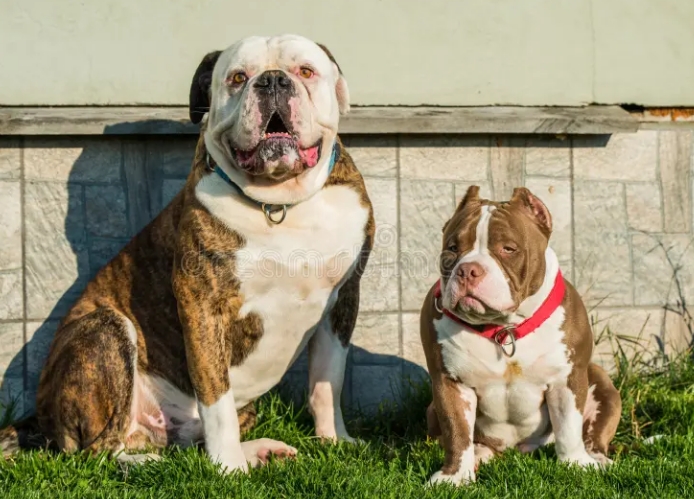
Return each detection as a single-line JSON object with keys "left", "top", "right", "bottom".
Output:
{"left": 0, "top": 105, "right": 638, "bottom": 135}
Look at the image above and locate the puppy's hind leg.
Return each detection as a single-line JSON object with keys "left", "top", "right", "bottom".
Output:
{"left": 583, "top": 363, "right": 622, "bottom": 465}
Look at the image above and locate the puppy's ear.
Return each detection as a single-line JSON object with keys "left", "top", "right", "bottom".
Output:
{"left": 457, "top": 186, "right": 481, "bottom": 212}
{"left": 316, "top": 43, "right": 350, "bottom": 115}
{"left": 510, "top": 187, "right": 552, "bottom": 237}
{"left": 443, "top": 185, "right": 480, "bottom": 233}
{"left": 189, "top": 50, "right": 222, "bottom": 124}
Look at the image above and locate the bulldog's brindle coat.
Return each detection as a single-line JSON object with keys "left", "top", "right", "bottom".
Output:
{"left": 422, "top": 186, "right": 621, "bottom": 486}
{"left": 2, "top": 35, "right": 374, "bottom": 472}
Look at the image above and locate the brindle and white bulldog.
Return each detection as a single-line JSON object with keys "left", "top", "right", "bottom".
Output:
{"left": 422, "top": 186, "right": 621, "bottom": 486}
{"left": 2, "top": 35, "right": 374, "bottom": 472}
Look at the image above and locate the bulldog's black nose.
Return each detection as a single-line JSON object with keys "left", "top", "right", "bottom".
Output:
{"left": 254, "top": 70, "right": 293, "bottom": 94}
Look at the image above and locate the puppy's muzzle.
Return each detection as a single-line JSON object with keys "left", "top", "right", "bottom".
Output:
{"left": 457, "top": 262, "right": 486, "bottom": 288}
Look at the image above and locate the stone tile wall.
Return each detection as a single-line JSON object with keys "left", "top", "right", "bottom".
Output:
{"left": 0, "top": 130, "right": 692, "bottom": 416}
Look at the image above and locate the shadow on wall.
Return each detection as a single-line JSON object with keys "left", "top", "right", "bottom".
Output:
{"left": 1, "top": 120, "right": 427, "bottom": 421}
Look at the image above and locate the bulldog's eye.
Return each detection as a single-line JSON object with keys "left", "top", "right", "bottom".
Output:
{"left": 298, "top": 66, "right": 314, "bottom": 79}
{"left": 501, "top": 245, "right": 517, "bottom": 255}
{"left": 447, "top": 243, "right": 458, "bottom": 253}
{"left": 229, "top": 72, "right": 248, "bottom": 85}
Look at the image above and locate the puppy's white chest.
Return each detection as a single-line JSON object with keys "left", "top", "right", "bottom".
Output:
{"left": 436, "top": 307, "right": 572, "bottom": 446}
{"left": 195, "top": 176, "right": 369, "bottom": 406}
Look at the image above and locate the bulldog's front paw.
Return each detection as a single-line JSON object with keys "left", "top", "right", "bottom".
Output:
{"left": 428, "top": 468, "right": 475, "bottom": 487}
{"left": 336, "top": 432, "right": 360, "bottom": 445}
{"left": 115, "top": 452, "right": 162, "bottom": 466}
{"left": 315, "top": 428, "right": 358, "bottom": 444}
{"left": 241, "top": 438, "right": 298, "bottom": 468}
{"left": 209, "top": 450, "right": 249, "bottom": 475}
{"left": 559, "top": 451, "right": 600, "bottom": 469}
{"left": 317, "top": 435, "right": 359, "bottom": 445}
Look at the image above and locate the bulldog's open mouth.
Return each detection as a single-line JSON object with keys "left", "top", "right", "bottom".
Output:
{"left": 229, "top": 112, "right": 322, "bottom": 175}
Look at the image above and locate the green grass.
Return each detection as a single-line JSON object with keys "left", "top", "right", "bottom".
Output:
{"left": 2, "top": 356, "right": 694, "bottom": 498}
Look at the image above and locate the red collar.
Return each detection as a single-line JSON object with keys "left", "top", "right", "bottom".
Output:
{"left": 433, "top": 271, "right": 565, "bottom": 349}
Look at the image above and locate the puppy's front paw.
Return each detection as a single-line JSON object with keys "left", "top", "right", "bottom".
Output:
{"left": 428, "top": 468, "right": 475, "bottom": 487}
{"left": 588, "top": 452, "right": 613, "bottom": 467}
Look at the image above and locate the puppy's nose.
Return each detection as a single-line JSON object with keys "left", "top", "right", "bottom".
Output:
{"left": 254, "top": 70, "right": 293, "bottom": 93}
{"left": 457, "top": 262, "right": 486, "bottom": 287}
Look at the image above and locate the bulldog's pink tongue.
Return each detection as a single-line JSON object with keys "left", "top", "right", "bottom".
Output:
{"left": 299, "top": 145, "right": 320, "bottom": 167}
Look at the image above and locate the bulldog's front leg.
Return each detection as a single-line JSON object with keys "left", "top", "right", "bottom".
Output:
{"left": 174, "top": 247, "right": 249, "bottom": 473}
{"left": 546, "top": 369, "right": 598, "bottom": 468}
{"left": 198, "top": 380, "right": 248, "bottom": 473}
{"left": 178, "top": 309, "right": 298, "bottom": 472}
{"left": 308, "top": 319, "right": 352, "bottom": 442}
{"left": 308, "top": 238, "right": 372, "bottom": 443}
{"left": 177, "top": 310, "right": 247, "bottom": 472}
{"left": 428, "top": 376, "right": 478, "bottom": 486}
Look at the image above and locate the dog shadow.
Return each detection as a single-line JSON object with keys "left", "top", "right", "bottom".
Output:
{"left": 278, "top": 345, "right": 430, "bottom": 420}
{"left": 0, "top": 120, "right": 430, "bottom": 423}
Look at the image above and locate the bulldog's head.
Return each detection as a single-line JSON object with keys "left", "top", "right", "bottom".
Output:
{"left": 189, "top": 34, "right": 350, "bottom": 204}
{"left": 439, "top": 186, "right": 553, "bottom": 325}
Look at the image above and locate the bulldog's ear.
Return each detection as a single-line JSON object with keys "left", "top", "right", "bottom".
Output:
{"left": 510, "top": 187, "right": 552, "bottom": 237}
{"left": 189, "top": 50, "right": 222, "bottom": 124}
{"left": 316, "top": 43, "right": 350, "bottom": 114}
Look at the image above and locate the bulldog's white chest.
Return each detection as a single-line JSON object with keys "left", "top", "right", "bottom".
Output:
{"left": 195, "top": 175, "right": 368, "bottom": 406}
{"left": 436, "top": 307, "right": 572, "bottom": 448}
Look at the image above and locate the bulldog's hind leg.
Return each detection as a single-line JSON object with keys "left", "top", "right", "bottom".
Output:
{"left": 583, "top": 363, "right": 622, "bottom": 464}
{"left": 36, "top": 308, "right": 157, "bottom": 460}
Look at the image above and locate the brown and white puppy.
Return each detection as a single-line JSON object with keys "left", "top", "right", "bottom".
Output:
{"left": 7, "top": 35, "right": 374, "bottom": 472}
{"left": 421, "top": 186, "right": 621, "bottom": 486}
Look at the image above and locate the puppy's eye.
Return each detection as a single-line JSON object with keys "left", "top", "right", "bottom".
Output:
{"left": 447, "top": 243, "right": 458, "bottom": 253}
{"left": 501, "top": 245, "right": 517, "bottom": 254}
{"left": 229, "top": 72, "right": 248, "bottom": 85}
{"left": 299, "top": 67, "right": 314, "bottom": 79}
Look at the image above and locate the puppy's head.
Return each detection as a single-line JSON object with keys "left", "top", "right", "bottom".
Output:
{"left": 190, "top": 35, "right": 349, "bottom": 201}
{"left": 439, "top": 186, "right": 553, "bottom": 325}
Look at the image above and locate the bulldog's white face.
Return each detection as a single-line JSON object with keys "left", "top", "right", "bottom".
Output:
{"left": 191, "top": 34, "right": 349, "bottom": 204}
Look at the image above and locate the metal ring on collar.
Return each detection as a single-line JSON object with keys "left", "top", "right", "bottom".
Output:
{"left": 434, "top": 295, "right": 444, "bottom": 314}
{"left": 262, "top": 203, "right": 288, "bottom": 225}
{"left": 493, "top": 326, "right": 517, "bottom": 358}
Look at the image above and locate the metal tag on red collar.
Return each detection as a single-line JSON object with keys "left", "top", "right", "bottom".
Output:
{"left": 433, "top": 272, "right": 565, "bottom": 358}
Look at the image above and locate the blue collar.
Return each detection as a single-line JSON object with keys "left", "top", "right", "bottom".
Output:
{"left": 208, "top": 141, "right": 341, "bottom": 225}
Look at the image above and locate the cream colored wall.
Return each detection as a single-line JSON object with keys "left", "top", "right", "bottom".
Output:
{"left": 1, "top": 0, "right": 693, "bottom": 106}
